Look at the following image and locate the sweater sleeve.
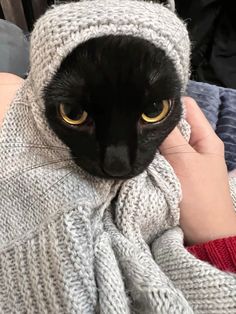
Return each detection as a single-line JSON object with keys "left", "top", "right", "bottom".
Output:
{"left": 187, "top": 236, "right": 236, "bottom": 273}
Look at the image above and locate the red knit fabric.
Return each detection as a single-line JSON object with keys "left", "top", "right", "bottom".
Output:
{"left": 187, "top": 236, "right": 236, "bottom": 273}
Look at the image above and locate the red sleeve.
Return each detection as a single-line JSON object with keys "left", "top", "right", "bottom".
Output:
{"left": 187, "top": 236, "right": 236, "bottom": 273}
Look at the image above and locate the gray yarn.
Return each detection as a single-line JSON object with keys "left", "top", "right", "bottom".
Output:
{"left": 54, "top": 0, "right": 175, "bottom": 12}
{"left": 0, "top": 1, "right": 236, "bottom": 313}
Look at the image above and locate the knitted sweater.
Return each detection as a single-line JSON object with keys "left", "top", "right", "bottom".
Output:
{"left": 0, "top": 1, "right": 236, "bottom": 313}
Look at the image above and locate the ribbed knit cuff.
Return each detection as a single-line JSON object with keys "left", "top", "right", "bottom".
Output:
{"left": 187, "top": 236, "right": 236, "bottom": 273}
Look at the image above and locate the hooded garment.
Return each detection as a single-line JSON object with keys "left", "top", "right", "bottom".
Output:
{"left": 0, "top": 1, "right": 236, "bottom": 313}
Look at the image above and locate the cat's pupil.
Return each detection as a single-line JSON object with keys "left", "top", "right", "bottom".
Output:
{"left": 144, "top": 102, "right": 163, "bottom": 118}
{"left": 64, "top": 105, "right": 83, "bottom": 120}
{"left": 44, "top": 35, "right": 182, "bottom": 179}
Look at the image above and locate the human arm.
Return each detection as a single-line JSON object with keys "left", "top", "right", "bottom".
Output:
{"left": 0, "top": 73, "right": 24, "bottom": 127}
{"left": 159, "top": 97, "right": 236, "bottom": 271}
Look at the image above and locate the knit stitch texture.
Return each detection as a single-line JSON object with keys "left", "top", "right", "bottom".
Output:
{"left": 0, "top": 1, "right": 236, "bottom": 313}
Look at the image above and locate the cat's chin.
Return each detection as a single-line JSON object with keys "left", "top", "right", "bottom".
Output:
{"left": 82, "top": 167, "right": 141, "bottom": 180}
{"left": 93, "top": 172, "right": 140, "bottom": 180}
{"left": 74, "top": 160, "right": 143, "bottom": 180}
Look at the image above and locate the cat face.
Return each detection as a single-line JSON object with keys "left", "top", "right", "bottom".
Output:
{"left": 43, "top": 35, "right": 182, "bottom": 179}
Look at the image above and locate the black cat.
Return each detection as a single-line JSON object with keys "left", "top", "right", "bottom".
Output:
{"left": 43, "top": 35, "right": 182, "bottom": 179}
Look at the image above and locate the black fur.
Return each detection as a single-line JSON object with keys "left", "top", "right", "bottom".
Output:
{"left": 43, "top": 35, "right": 182, "bottom": 179}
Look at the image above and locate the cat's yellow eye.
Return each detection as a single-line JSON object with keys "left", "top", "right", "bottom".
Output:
{"left": 141, "top": 100, "right": 171, "bottom": 123}
{"left": 59, "top": 103, "right": 88, "bottom": 125}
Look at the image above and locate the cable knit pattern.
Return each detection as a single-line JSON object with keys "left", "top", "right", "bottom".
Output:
{"left": 0, "top": 1, "right": 236, "bottom": 313}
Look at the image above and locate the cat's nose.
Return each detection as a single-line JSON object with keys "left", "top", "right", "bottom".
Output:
{"left": 103, "top": 145, "right": 131, "bottom": 177}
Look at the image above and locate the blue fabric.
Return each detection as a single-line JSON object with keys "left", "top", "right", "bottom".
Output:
{"left": 187, "top": 81, "right": 236, "bottom": 171}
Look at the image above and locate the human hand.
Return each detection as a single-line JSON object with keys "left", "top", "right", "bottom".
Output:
{"left": 160, "top": 97, "right": 236, "bottom": 245}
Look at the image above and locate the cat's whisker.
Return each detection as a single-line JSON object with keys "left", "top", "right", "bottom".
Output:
{"left": 158, "top": 24, "right": 189, "bottom": 79}
{"left": 168, "top": 21, "right": 190, "bottom": 54}
{"left": 26, "top": 169, "right": 75, "bottom": 213}
{"left": 0, "top": 157, "right": 79, "bottom": 183}
{"left": 0, "top": 141, "right": 68, "bottom": 151}
{"left": 160, "top": 143, "right": 191, "bottom": 152}
{"left": 183, "top": 18, "right": 192, "bottom": 24}
{"left": 163, "top": 151, "right": 224, "bottom": 158}
{"left": 163, "top": 151, "right": 197, "bottom": 155}
{"left": 160, "top": 33, "right": 189, "bottom": 73}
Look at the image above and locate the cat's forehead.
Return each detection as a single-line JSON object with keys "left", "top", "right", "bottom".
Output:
{"left": 63, "top": 35, "right": 181, "bottom": 100}
{"left": 45, "top": 35, "right": 181, "bottom": 117}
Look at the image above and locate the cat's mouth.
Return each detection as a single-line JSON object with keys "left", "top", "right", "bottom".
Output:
{"left": 97, "top": 169, "right": 139, "bottom": 180}
{"left": 72, "top": 156, "right": 140, "bottom": 179}
{"left": 85, "top": 164, "right": 136, "bottom": 180}
{"left": 101, "top": 169, "right": 134, "bottom": 180}
{"left": 71, "top": 144, "right": 141, "bottom": 179}
{"left": 102, "top": 145, "right": 133, "bottom": 178}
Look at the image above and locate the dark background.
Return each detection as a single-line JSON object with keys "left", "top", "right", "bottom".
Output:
{"left": 1, "top": 0, "right": 235, "bottom": 89}
{"left": 175, "top": 0, "right": 236, "bottom": 89}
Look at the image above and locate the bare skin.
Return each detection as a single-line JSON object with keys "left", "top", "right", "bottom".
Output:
{"left": 1, "top": 74, "right": 235, "bottom": 246}
{"left": 160, "top": 97, "right": 236, "bottom": 245}
{"left": 0, "top": 73, "right": 24, "bottom": 127}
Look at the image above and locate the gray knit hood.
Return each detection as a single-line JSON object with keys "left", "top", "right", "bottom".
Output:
{"left": 0, "top": 1, "right": 236, "bottom": 313}
{"left": 29, "top": 0, "right": 190, "bottom": 146}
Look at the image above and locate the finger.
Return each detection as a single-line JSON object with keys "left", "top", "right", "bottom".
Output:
{"left": 182, "top": 97, "right": 219, "bottom": 152}
{"left": 159, "top": 126, "right": 195, "bottom": 155}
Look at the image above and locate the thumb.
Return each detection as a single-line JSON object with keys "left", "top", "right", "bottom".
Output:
{"left": 159, "top": 126, "right": 195, "bottom": 156}
{"left": 183, "top": 97, "right": 219, "bottom": 153}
